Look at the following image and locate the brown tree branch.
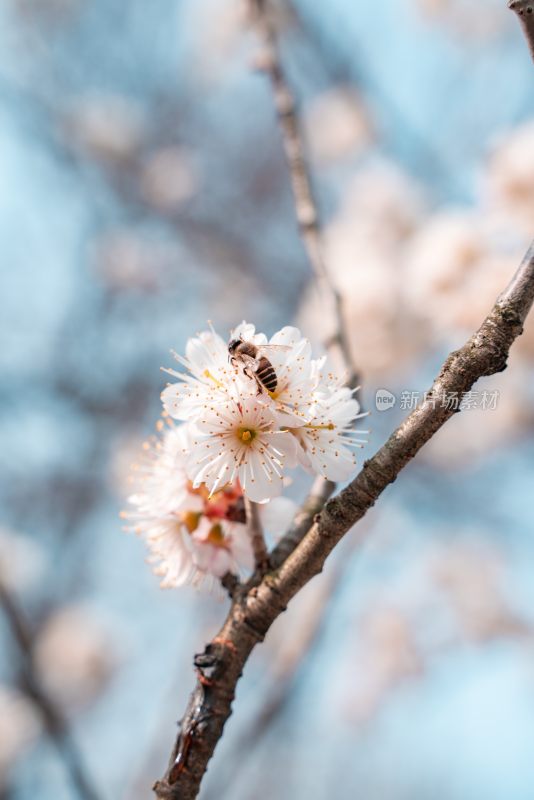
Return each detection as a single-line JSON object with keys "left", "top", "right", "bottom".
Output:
{"left": 0, "top": 582, "right": 102, "bottom": 800}
{"left": 249, "top": 0, "right": 359, "bottom": 388}
{"left": 153, "top": 243, "right": 534, "bottom": 800}
{"left": 202, "top": 525, "right": 372, "bottom": 800}
{"left": 509, "top": 0, "right": 534, "bottom": 62}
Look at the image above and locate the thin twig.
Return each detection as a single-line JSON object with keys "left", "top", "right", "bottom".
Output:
{"left": 153, "top": 243, "right": 534, "bottom": 800}
{"left": 509, "top": 1, "right": 534, "bottom": 63}
{"left": 249, "top": 0, "right": 359, "bottom": 389}
{"left": 245, "top": 496, "right": 270, "bottom": 574}
{"left": 246, "top": 0, "right": 363, "bottom": 573}
{"left": 247, "top": 0, "right": 359, "bottom": 568}
{"left": 0, "top": 582, "right": 102, "bottom": 800}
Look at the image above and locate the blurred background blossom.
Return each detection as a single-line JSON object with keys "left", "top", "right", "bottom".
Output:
{"left": 2, "top": 1, "right": 534, "bottom": 798}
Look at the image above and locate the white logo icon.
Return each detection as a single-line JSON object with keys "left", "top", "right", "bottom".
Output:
{"left": 375, "top": 389, "right": 396, "bottom": 411}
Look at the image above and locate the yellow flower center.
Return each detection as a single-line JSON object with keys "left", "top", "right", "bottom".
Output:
{"left": 206, "top": 523, "right": 227, "bottom": 548}
{"left": 182, "top": 511, "right": 201, "bottom": 533}
{"left": 238, "top": 427, "right": 256, "bottom": 444}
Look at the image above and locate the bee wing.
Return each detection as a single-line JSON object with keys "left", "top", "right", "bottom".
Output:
{"left": 256, "top": 344, "right": 292, "bottom": 355}
{"left": 236, "top": 352, "right": 260, "bottom": 369}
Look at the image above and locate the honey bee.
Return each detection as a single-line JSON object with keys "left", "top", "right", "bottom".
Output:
{"left": 228, "top": 337, "right": 290, "bottom": 394}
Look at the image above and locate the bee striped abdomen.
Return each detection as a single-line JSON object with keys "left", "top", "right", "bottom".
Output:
{"left": 256, "top": 357, "right": 277, "bottom": 392}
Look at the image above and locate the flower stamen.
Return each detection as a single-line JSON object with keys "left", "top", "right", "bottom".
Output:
{"left": 203, "top": 369, "right": 224, "bottom": 389}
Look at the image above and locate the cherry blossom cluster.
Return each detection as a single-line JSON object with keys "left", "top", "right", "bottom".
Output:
{"left": 163, "top": 322, "right": 365, "bottom": 500}
{"left": 126, "top": 322, "right": 365, "bottom": 589}
{"left": 125, "top": 421, "right": 295, "bottom": 589}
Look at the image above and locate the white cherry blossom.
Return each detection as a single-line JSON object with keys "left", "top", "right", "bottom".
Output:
{"left": 124, "top": 420, "right": 295, "bottom": 588}
{"left": 162, "top": 321, "right": 365, "bottom": 495}
{"left": 292, "top": 387, "right": 367, "bottom": 482}
{"left": 254, "top": 326, "right": 316, "bottom": 425}
{"left": 161, "top": 325, "right": 251, "bottom": 422}
{"left": 187, "top": 395, "right": 298, "bottom": 503}
{"left": 124, "top": 422, "right": 253, "bottom": 588}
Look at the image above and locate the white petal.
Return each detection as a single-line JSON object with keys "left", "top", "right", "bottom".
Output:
{"left": 186, "top": 440, "right": 237, "bottom": 490}
{"left": 238, "top": 448, "right": 283, "bottom": 503}
{"left": 270, "top": 326, "right": 304, "bottom": 347}
{"left": 304, "top": 439, "right": 356, "bottom": 482}
{"left": 230, "top": 321, "right": 267, "bottom": 345}
{"left": 192, "top": 540, "right": 233, "bottom": 578}
{"left": 294, "top": 437, "right": 314, "bottom": 473}
{"left": 224, "top": 522, "right": 254, "bottom": 572}
{"left": 268, "top": 430, "right": 298, "bottom": 468}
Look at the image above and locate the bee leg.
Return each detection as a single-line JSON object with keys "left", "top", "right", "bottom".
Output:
{"left": 243, "top": 366, "right": 263, "bottom": 393}
{"left": 252, "top": 374, "right": 264, "bottom": 395}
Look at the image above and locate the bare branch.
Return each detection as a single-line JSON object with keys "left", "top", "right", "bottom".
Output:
{"left": 497, "top": 241, "right": 534, "bottom": 320}
{"left": 203, "top": 529, "right": 368, "bottom": 800}
{"left": 0, "top": 582, "right": 102, "bottom": 800}
{"left": 153, "top": 243, "right": 534, "bottom": 800}
{"left": 245, "top": 0, "right": 361, "bottom": 570}
{"left": 249, "top": 0, "right": 359, "bottom": 388}
{"left": 245, "top": 496, "right": 270, "bottom": 574}
{"left": 509, "top": 0, "right": 534, "bottom": 63}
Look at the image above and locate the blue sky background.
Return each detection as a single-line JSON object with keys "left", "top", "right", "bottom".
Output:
{"left": 1, "top": 1, "right": 534, "bottom": 798}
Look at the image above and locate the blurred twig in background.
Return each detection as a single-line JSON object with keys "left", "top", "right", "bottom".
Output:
{"left": 249, "top": 0, "right": 360, "bottom": 389}
{"left": 0, "top": 582, "right": 102, "bottom": 800}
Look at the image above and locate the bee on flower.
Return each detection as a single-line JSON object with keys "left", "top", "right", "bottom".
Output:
{"left": 126, "top": 321, "right": 366, "bottom": 591}
{"left": 163, "top": 321, "right": 366, "bottom": 494}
